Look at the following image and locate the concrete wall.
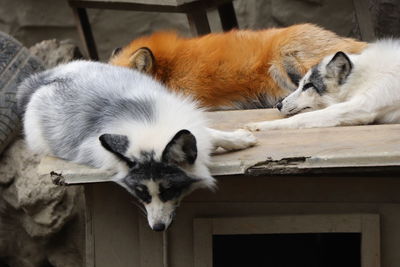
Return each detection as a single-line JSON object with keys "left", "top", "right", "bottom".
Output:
{"left": 0, "top": 0, "right": 362, "bottom": 60}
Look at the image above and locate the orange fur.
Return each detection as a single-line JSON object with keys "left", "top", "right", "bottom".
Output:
{"left": 110, "top": 24, "right": 367, "bottom": 109}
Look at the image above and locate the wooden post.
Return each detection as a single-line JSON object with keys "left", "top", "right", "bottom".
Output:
{"left": 187, "top": 10, "right": 212, "bottom": 36}
{"left": 353, "top": 0, "right": 376, "bottom": 41}
{"left": 70, "top": 6, "right": 99, "bottom": 60}
{"left": 217, "top": 1, "right": 238, "bottom": 31}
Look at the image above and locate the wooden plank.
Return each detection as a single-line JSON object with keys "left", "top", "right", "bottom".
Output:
{"left": 163, "top": 231, "right": 169, "bottom": 267}
{"left": 69, "top": 0, "right": 233, "bottom": 13}
{"left": 361, "top": 214, "right": 381, "bottom": 267}
{"left": 139, "top": 216, "right": 165, "bottom": 267}
{"left": 209, "top": 214, "right": 366, "bottom": 235}
{"left": 193, "top": 219, "right": 213, "bottom": 267}
{"left": 170, "top": 202, "right": 400, "bottom": 267}
{"left": 353, "top": 0, "right": 376, "bottom": 41}
{"left": 37, "top": 109, "right": 400, "bottom": 184}
{"left": 84, "top": 185, "right": 95, "bottom": 267}
{"left": 217, "top": 1, "right": 238, "bottom": 31}
{"left": 186, "top": 175, "right": 400, "bottom": 203}
{"left": 69, "top": 0, "right": 189, "bottom": 12}
{"left": 187, "top": 10, "right": 211, "bottom": 36}
{"left": 38, "top": 156, "right": 114, "bottom": 184}
{"left": 207, "top": 110, "right": 400, "bottom": 175}
{"left": 70, "top": 7, "right": 99, "bottom": 60}
{"left": 91, "top": 183, "right": 142, "bottom": 266}
{"left": 193, "top": 214, "right": 381, "bottom": 267}
{"left": 74, "top": 0, "right": 197, "bottom": 5}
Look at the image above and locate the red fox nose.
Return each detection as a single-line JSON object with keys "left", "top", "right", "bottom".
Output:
{"left": 152, "top": 223, "right": 166, "bottom": 232}
{"left": 276, "top": 101, "right": 283, "bottom": 111}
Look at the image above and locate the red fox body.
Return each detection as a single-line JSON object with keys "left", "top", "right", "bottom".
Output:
{"left": 110, "top": 24, "right": 367, "bottom": 109}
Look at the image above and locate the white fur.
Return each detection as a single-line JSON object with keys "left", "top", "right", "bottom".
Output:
{"left": 20, "top": 61, "right": 257, "bottom": 230}
{"left": 246, "top": 40, "right": 400, "bottom": 131}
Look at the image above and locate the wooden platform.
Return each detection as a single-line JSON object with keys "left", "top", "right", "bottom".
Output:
{"left": 38, "top": 109, "right": 400, "bottom": 185}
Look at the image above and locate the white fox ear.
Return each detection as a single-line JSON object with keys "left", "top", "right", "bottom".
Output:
{"left": 129, "top": 47, "right": 154, "bottom": 73}
{"left": 326, "top": 51, "right": 352, "bottom": 85}
{"left": 99, "top": 134, "right": 134, "bottom": 166}
{"left": 162, "top": 130, "right": 197, "bottom": 166}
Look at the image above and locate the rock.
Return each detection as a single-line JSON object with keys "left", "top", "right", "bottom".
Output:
{"left": 29, "top": 39, "right": 83, "bottom": 68}
{"left": 0, "top": 190, "right": 83, "bottom": 266}
{"left": 0, "top": 138, "right": 84, "bottom": 245}
{"left": 0, "top": 195, "right": 48, "bottom": 266}
{"left": 0, "top": 39, "right": 84, "bottom": 265}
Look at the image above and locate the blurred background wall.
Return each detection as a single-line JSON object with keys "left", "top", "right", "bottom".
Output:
{"left": 1, "top": 0, "right": 399, "bottom": 60}
{"left": 4, "top": 0, "right": 398, "bottom": 61}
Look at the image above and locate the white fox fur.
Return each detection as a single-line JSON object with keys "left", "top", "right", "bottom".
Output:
{"left": 246, "top": 39, "right": 400, "bottom": 130}
{"left": 17, "top": 61, "right": 256, "bottom": 230}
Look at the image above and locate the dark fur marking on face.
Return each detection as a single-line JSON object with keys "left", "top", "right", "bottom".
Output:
{"left": 283, "top": 55, "right": 303, "bottom": 87}
{"left": 159, "top": 180, "right": 193, "bottom": 202}
{"left": 302, "top": 82, "right": 314, "bottom": 91}
{"left": 122, "top": 174, "right": 152, "bottom": 203}
{"left": 287, "top": 70, "right": 302, "bottom": 86}
{"left": 140, "top": 151, "right": 155, "bottom": 162}
{"left": 123, "top": 158, "right": 196, "bottom": 203}
{"left": 308, "top": 67, "right": 327, "bottom": 94}
{"left": 134, "top": 185, "right": 151, "bottom": 203}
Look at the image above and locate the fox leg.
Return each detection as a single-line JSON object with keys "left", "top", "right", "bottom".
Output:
{"left": 245, "top": 101, "right": 377, "bottom": 131}
{"left": 207, "top": 128, "right": 257, "bottom": 151}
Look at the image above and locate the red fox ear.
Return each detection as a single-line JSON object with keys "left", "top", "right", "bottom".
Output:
{"left": 129, "top": 47, "right": 154, "bottom": 73}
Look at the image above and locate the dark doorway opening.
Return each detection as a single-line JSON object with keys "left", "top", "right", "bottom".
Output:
{"left": 213, "top": 233, "right": 361, "bottom": 267}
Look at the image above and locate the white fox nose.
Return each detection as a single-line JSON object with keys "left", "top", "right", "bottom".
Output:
{"left": 276, "top": 101, "right": 283, "bottom": 111}
{"left": 152, "top": 223, "right": 166, "bottom": 231}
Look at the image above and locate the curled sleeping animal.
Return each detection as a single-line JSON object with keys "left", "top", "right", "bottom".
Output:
{"left": 246, "top": 39, "right": 400, "bottom": 131}
{"left": 17, "top": 61, "right": 256, "bottom": 231}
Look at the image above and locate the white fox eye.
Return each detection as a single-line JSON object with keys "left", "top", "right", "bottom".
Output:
{"left": 135, "top": 186, "right": 143, "bottom": 191}
{"left": 302, "top": 82, "right": 314, "bottom": 91}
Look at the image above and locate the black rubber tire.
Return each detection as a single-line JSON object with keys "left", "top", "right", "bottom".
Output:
{"left": 0, "top": 32, "right": 44, "bottom": 155}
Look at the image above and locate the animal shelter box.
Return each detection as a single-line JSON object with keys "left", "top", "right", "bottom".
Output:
{"left": 38, "top": 109, "right": 400, "bottom": 267}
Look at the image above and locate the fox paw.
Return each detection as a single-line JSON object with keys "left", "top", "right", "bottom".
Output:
{"left": 227, "top": 129, "right": 257, "bottom": 150}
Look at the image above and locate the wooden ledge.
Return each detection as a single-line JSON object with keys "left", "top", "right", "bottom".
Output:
{"left": 38, "top": 109, "right": 400, "bottom": 185}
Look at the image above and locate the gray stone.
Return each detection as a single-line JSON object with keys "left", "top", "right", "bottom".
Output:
{"left": 0, "top": 139, "right": 82, "bottom": 235}
{"left": 0, "top": 196, "right": 49, "bottom": 266}
{"left": 0, "top": 37, "right": 84, "bottom": 264}
{"left": 0, "top": 139, "right": 84, "bottom": 264}
{"left": 29, "top": 39, "right": 83, "bottom": 68}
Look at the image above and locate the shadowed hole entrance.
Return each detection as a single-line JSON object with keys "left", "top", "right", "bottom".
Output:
{"left": 213, "top": 233, "right": 361, "bottom": 267}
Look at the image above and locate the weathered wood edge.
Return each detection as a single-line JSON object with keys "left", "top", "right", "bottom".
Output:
{"left": 246, "top": 152, "right": 400, "bottom": 175}
{"left": 38, "top": 150, "right": 400, "bottom": 186}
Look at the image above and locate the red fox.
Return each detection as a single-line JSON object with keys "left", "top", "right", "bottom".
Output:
{"left": 110, "top": 24, "right": 367, "bottom": 109}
